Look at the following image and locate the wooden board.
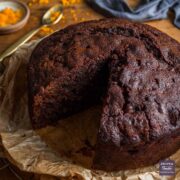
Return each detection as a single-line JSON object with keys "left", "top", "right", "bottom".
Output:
{"left": 0, "top": 0, "right": 179, "bottom": 179}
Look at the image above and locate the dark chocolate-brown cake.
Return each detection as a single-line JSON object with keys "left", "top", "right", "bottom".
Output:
{"left": 28, "top": 19, "right": 180, "bottom": 171}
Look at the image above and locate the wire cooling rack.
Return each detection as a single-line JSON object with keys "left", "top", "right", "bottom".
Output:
{"left": 0, "top": 158, "right": 64, "bottom": 180}
{"left": 0, "top": 158, "right": 23, "bottom": 180}
{"left": 0, "top": 158, "right": 37, "bottom": 180}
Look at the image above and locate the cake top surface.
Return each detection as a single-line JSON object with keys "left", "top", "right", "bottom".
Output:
{"left": 29, "top": 18, "right": 180, "bottom": 145}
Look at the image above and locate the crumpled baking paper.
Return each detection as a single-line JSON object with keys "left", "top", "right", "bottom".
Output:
{"left": 0, "top": 41, "right": 179, "bottom": 180}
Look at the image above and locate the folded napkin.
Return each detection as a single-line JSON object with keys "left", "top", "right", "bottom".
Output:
{"left": 87, "top": 0, "right": 180, "bottom": 28}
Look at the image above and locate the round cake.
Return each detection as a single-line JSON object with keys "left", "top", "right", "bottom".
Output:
{"left": 28, "top": 19, "right": 180, "bottom": 171}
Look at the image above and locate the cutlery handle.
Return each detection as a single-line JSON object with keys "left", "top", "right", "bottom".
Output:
{"left": 0, "top": 27, "right": 41, "bottom": 62}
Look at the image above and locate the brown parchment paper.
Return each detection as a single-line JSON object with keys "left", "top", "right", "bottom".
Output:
{"left": 0, "top": 41, "right": 179, "bottom": 180}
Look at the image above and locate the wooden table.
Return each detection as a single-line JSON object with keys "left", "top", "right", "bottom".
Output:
{"left": 0, "top": 0, "right": 179, "bottom": 179}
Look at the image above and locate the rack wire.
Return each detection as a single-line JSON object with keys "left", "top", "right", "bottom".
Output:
{"left": 0, "top": 158, "right": 23, "bottom": 180}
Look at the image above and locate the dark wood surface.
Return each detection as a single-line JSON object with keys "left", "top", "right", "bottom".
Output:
{"left": 0, "top": 0, "right": 179, "bottom": 179}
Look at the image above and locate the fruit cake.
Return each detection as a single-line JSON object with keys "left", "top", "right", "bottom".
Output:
{"left": 28, "top": 19, "right": 180, "bottom": 171}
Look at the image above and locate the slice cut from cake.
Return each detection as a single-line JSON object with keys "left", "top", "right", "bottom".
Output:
{"left": 28, "top": 19, "right": 180, "bottom": 171}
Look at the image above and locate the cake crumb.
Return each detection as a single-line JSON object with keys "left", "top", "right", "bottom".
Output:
{"left": 28, "top": 0, "right": 50, "bottom": 7}
{"left": 38, "top": 26, "right": 54, "bottom": 36}
{"left": 61, "top": 0, "right": 82, "bottom": 6}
